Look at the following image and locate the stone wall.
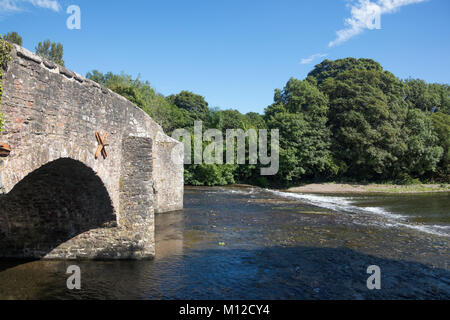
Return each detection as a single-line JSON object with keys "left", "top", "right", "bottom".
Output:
{"left": 0, "top": 45, "right": 184, "bottom": 259}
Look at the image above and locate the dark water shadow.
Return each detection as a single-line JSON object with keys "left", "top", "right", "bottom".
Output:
{"left": 0, "top": 259, "right": 35, "bottom": 273}
{"left": 0, "top": 158, "right": 115, "bottom": 260}
{"left": 151, "top": 246, "right": 450, "bottom": 300}
{"left": 1, "top": 245, "right": 447, "bottom": 300}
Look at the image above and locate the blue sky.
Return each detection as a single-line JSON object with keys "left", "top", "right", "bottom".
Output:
{"left": 1, "top": 0, "right": 449, "bottom": 114}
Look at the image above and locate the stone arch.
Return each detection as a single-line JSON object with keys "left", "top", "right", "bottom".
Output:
{"left": 0, "top": 136, "right": 157, "bottom": 260}
{"left": 0, "top": 137, "right": 122, "bottom": 214}
{"left": 0, "top": 158, "right": 116, "bottom": 258}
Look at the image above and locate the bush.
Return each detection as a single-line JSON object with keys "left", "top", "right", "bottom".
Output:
{"left": 395, "top": 173, "right": 422, "bottom": 185}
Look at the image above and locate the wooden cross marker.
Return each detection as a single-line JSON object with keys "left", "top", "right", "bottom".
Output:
{"left": 0, "top": 143, "right": 11, "bottom": 157}
{"left": 95, "top": 131, "right": 109, "bottom": 160}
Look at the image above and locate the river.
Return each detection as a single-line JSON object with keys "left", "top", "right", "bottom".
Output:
{"left": 0, "top": 186, "right": 448, "bottom": 299}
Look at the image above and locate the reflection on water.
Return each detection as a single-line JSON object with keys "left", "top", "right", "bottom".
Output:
{"left": 0, "top": 186, "right": 449, "bottom": 300}
{"left": 154, "top": 212, "right": 184, "bottom": 260}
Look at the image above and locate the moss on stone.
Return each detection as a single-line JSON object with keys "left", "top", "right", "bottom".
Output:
{"left": 119, "top": 177, "right": 124, "bottom": 191}
{"left": 0, "top": 35, "right": 12, "bottom": 132}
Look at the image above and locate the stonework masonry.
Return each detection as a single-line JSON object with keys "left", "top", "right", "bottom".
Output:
{"left": 0, "top": 45, "right": 184, "bottom": 260}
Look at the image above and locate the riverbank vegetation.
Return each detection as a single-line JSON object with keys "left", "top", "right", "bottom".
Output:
{"left": 287, "top": 183, "right": 450, "bottom": 194}
{"left": 2, "top": 33, "right": 449, "bottom": 187}
{"left": 86, "top": 58, "right": 449, "bottom": 188}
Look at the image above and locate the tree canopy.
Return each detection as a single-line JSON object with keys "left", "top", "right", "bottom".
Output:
{"left": 86, "top": 71, "right": 193, "bottom": 135}
{"left": 307, "top": 58, "right": 383, "bottom": 85}
{"left": 430, "top": 112, "right": 450, "bottom": 180}
{"left": 265, "top": 78, "right": 336, "bottom": 185}
{"left": 404, "top": 79, "right": 449, "bottom": 114}
{"left": 85, "top": 57, "right": 449, "bottom": 186}
{"left": 35, "top": 39, "right": 64, "bottom": 66}
{"left": 5, "top": 31, "right": 22, "bottom": 46}
{"left": 166, "top": 91, "right": 210, "bottom": 122}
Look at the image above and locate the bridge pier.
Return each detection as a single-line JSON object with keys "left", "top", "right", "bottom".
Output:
{"left": 40, "top": 136, "right": 156, "bottom": 260}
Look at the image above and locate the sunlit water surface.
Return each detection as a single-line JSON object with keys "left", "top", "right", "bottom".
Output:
{"left": 0, "top": 187, "right": 449, "bottom": 300}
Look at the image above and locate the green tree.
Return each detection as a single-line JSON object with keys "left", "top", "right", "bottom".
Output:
{"left": 209, "top": 109, "right": 252, "bottom": 131}
{"left": 318, "top": 64, "right": 408, "bottom": 180}
{"left": 86, "top": 71, "right": 192, "bottom": 135}
{"left": 307, "top": 58, "right": 383, "bottom": 85}
{"left": 430, "top": 112, "right": 450, "bottom": 180}
{"left": 166, "top": 91, "right": 210, "bottom": 122}
{"left": 404, "top": 79, "right": 431, "bottom": 112}
{"left": 35, "top": 39, "right": 64, "bottom": 66}
{"left": 206, "top": 109, "right": 268, "bottom": 185}
{"left": 88, "top": 57, "right": 449, "bottom": 186}
{"left": 265, "top": 78, "right": 337, "bottom": 186}
{"left": 244, "top": 112, "right": 266, "bottom": 129}
{"left": 398, "top": 109, "right": 443, "bottom": 179}
{"left": 5, "top": 31, "right": 22, "bottom": 46}
{"left": 427, "top": 83, "right": 449, "bottom": 114}
{"left": 85, "top": 70, "right": 105, "bottom": 84}
{"left": 404, "top": 79, "right": 449, "bottom": 114}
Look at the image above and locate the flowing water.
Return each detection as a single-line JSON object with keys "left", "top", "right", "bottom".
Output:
{"left": 0, "top": 186, "right": 449, "bottom": 300}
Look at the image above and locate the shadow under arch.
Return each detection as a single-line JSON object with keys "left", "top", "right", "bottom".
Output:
{"left": 0, "top": 158, "right": 116, "bottom": 259}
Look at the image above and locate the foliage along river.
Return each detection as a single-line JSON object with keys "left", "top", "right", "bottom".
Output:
{"left": 0, "top": 186, "right": 449, "bottom": 300}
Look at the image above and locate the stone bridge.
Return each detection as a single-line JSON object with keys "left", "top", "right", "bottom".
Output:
{"left": 0, "top": 45, "right": 184, "bottom": 260}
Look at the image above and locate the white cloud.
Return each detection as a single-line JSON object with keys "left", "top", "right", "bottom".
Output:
{"left": 300, "top": 53, "right": 328, "bottom": 65}
{"left": 329, "top": 0, "right": 427, "bottom": 47}
{"left": 0, "top": 0, "right": 60, "bottom": 13}
{"left": 29, "top": 0, "right": 60, "bottom": 12}
{"left": 0, "top": 0, "right": 21, "bottom": 12}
